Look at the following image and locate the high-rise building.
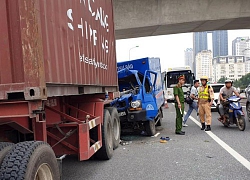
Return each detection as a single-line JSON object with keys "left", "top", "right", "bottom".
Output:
{"left": 184, "top": 48, "right": 194, "bottom": 71}
{"left": 232, "top": 37, "right": 250, "bottom": 74}
{"left": 232, "top": 37, "right": 250, "bottom": 56}
{"left": 245, "top": 59, "right": 250, "bottom": 74}
{"left": 193, "top": 32, "right": 208, "bottom": 57}
{"left": 195, "top": 50, "right": 212, "bottom": 81}
{"left": 212, "top": 56, "right": 245, "bottom": 82}
{"left": 212, "top": 30, "right": 228, "bottom": 57}
{"left": 193, "top": 32, "right": 208, "bottom": 75}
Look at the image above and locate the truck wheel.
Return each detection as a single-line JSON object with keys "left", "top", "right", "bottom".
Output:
{"left": 106, "top": 107, "right": 121, "bottom": 149}
{"left": 0, "top": 142, "right": 14, "bottom": 167}
{"left": 145, "top": 120, "right": 156, "bottom": 136}
{"left": 156, "top": 107, "right": 163, "bottom": 126}
{"left": 0, "top": 141, "right": 60, "bottom": 180}
{"left": 95, "top": 109, "right": 114, "bottom": 160}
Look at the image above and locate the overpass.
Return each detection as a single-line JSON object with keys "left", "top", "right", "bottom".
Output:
{"left": 114, "top": 0, "right": 250, "bottom": 39}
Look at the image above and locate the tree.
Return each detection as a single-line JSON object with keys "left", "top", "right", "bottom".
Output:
{"left": 217, "top": 76, "right": 227, "bottom": 83}
{"left": 217, "top": 74, "right": 250, "bottom": 89}
{"left": 238, "top": 73, "right": 250, "bottom": 88}
{"left": 232, "top": 73, "right": 250, "bottom": 89}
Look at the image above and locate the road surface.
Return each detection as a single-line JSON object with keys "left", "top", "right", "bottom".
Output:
{"left": 63, "top": 101, "right": 250, "bottom": 180}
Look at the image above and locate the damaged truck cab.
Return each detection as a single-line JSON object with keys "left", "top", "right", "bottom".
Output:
{"left": 113, "top": 58, "right": 164, "bottom": 135}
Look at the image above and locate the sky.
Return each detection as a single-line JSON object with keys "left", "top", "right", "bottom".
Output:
{"left": 115, "top": 29, "right": 250, "bottom": 71}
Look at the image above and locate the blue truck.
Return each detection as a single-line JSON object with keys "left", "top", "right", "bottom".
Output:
{"left": 112, "top": 57, "right": 164, "bottom": 136}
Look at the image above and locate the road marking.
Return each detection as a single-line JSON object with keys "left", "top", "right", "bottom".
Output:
{"left": 188, "top": 114, "right": 250, "bottom": 171}
{"left": 170, "top": 103, "right": 250, "bottom": 170}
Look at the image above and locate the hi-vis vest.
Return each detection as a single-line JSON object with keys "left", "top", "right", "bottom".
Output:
{"left": 199, "top": 86, "right": 210, "bottom": 100}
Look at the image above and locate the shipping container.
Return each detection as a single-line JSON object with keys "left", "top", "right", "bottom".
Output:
{"left": 0, "top": 1, "right": 120, "bottom": 179}
{"left": 0, "top": 0, "right": 117, "bottom": 100}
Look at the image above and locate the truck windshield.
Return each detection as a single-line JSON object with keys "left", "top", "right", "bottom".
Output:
{"left": 118, "top": 73, "right": 151, "bottom": 93}
{"left": 166, "top": 70, "right": 194, "bottom": 88}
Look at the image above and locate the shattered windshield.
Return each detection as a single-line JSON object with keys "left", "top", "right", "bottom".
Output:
{"left": 118, "top": 74, "right": 142, "bottom": 92}
{"left": 118, "top": 73, "right": 151, "bottom": 93}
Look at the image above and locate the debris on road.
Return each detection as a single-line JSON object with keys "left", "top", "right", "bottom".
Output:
{"left": 160, "top": 137, "right": 171, "bottom": 143}
{"left": 120, "top": 140, "right": 132, "bottom": 146}
{"left": 151, "top": 132, "right": 160, "bottom": 137}
{"left": 206, "top": 155, "right": 214, "bottom": 159}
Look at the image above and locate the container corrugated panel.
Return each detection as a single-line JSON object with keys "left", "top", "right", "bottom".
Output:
{"left": 0, "top": 0, "right": 117, "bottom": 100}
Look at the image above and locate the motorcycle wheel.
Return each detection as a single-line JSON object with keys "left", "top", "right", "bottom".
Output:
{"left": 223, "top": 121, "right": 229, "bottom": 127}
{"left": 237, "top": 115, "right": 246, "bottom": 131}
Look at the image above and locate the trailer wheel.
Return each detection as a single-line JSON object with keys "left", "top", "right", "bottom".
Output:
{"left": 95, "top": 109, "right": 114, "bottom": 160}
{"left": 0, "top": 142, "right": 14, "bottom": 167}
{"left": 145, "top": 120, "right": 156, "bottom": 136}
{"left": 106, "top": 107, "right": 121, "bottom": 149}
{"left": 0, "top": 141, "right": 60, "bottom": 180}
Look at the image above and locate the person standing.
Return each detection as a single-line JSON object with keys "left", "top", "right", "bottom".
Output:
{"left": 183, "top": 80, "right": 200, "bottom": 127}
{"left": 198, "top": 76, "right": 214, "bottom": 131}
{"left": 174, "top": 75, "right": 186, "bottom": 135}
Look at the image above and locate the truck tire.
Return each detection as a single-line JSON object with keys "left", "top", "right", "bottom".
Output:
{"left": 156, "top": 107, "right": 163, "bottom": 126}
{"left": 145, "top": 120, "right": 156, "bottom": 136}
{"left": 95, "top": 109, "right": 114, "bottom": 160}
{"left": 0, "top": 141, "right": 60, "bottom": 180}
{"left": 0, "top": 142, "right": 14, "bottom": 167}
{"left": 106, "top": 107, "right": 121, "bottom": 149}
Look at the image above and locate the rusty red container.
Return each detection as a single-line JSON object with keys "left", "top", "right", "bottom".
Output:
{"left": 0, "top": 0, "right": 117, "bottom": 100}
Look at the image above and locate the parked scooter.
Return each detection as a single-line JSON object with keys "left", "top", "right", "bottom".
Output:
{"left": 218, "top": 95, "right": 246, "bottom": 131}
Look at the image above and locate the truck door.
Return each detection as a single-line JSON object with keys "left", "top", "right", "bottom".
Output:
{"left": 142, "top": 70, "right": 158, "bottom": 119}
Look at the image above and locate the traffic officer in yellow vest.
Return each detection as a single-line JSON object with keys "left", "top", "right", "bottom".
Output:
{"left": 198, "top": 76, "right": 214, "bottom": 131}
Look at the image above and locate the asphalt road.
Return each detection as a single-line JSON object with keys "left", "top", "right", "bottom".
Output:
{"left": 62, "top": 101, "right": 250, "bottom": 180}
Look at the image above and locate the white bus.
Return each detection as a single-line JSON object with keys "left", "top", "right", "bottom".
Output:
{"left": 162, "top": 66, "right": 195, "bottom": 101}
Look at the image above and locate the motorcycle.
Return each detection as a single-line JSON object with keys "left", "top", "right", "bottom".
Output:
{"left": 218, "top": 95, "right": 246, "bottom": 131}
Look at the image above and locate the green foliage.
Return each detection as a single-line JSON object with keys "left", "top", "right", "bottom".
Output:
{"left": 233, "top": 73, "right": 250, "bottom": 89}
{"left": 217, "top": 74, "right": 250, "bottom": 89}
{"left": 217, "top": 76, "right": 227, "bottom": 83}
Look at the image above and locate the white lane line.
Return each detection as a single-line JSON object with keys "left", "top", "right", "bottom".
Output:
{"left": 189, "top": 114, "right": 250, "bottom": 171}
{"left": 170, "top": 103, "right": 250, "bottom": 171}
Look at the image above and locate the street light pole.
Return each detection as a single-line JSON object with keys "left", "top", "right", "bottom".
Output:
{"left": 129, "top": 46, "right": 139, "bottom": 60}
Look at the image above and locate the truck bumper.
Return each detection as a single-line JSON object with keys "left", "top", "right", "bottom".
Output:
{"left": 127, "top": 110, "right": 147, "bottom": 122}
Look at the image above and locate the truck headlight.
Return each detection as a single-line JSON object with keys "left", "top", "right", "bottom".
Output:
{"left": 131, "top": 100, "right": 141, "bottom": 108}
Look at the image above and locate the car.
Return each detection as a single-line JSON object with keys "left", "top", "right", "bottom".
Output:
{"left": 209, "top": 83, "right": 225, "bottom": 111}
{"left": 246, "top": 87, "right": 250, "bottom": 121}
{"left": 245, "top": 84, "right": 250, "bottom": 98}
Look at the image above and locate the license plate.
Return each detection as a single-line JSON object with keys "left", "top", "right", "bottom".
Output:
{"left": 119, "top": 112, "right": 126, "bottom": 116}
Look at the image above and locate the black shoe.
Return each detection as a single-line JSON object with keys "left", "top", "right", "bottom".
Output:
{"left": 205, "top": 125, "right": 211, "bottom": 131}
{"left": 176, "top": 131, "right": 185, "bottom": 135}
{"left": 201, "top": 123, "right": 205, "bottom": 130}
{"left": 181, "top": 131, "right": 185, "bottom": 133}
